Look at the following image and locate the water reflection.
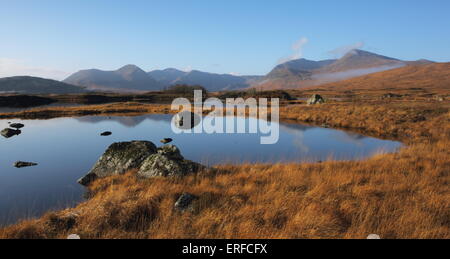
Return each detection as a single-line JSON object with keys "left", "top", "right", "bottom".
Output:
{"left": 0, "top": 114, "right": 402, "bottom": 226}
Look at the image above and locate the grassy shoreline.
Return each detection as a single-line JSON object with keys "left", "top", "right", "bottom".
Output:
{"left": 1, "top": 99, "right": 448, "bottom": 144}
{"left": 0, "top": 98, "right": 448, "bottom": 239}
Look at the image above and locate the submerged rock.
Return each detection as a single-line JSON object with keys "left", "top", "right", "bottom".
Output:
{"left": 307, "top": 94, "right": 325, "bottom": 105}
{"left": 174, "top": 193, "right": 198, "bottom": 211}
{"left": 137, "top": 145, "right": 205, "bottom": 178}
{"left": 1, "top": 128, "right": 21, "bottom": 138}
{"left": 9, "top": 123, "right": 25, "bottom": 129}
{"left": 14, "top": 161, "right": 38, "bottom": 168}
{"left": 100, "top": 131, "right": 112, "bottom": 136}
{"left": 160, "top": 138, "right": 173, "bottom": 144}
{"left": 77, "top": 141, "right": 157, "bottom": 185}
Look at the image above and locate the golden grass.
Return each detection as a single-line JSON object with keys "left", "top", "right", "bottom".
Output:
{"left": 279, "top": 101, "right": 450, "bottom": 144}
{"left": 0, "top": 102, "right": 174, "bottom": 119}
{"left": 1, "top": 139, "right": 448, "bottom": 239}
{"left": 256, "top": 62, "right": 450, "bottom": 92}
{"left": 315, "top": 63, "right": 450, "bottom": 92}
{"left": 0, "top": 96, "right": 449, "bottom": 239}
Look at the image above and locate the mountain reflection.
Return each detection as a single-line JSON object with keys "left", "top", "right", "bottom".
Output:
{"left": 76, "top": 114, "right": 172, "bottom": 127}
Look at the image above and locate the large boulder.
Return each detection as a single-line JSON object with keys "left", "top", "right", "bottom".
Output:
{"left": 307, "top": 94, "right": 325, "bottom": 105}
{"left": 1, "top": 128, "right": 21, "bottom": 138}
{"left": 137, "top": 145, "right": 204, "bottom": 178}
{"left": 78, "top": 141, "right": 157, "bottom": 185}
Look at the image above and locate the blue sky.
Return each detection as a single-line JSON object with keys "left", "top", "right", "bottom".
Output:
{"left": 1, "top": 0, "right": 449, "bottom": 79}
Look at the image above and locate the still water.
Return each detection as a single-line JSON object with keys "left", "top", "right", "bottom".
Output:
{"left": 0, "top": 114, "right": 401, "bottom": 225}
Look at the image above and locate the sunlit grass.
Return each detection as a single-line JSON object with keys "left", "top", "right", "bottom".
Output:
{"left": 0, "top": 93, "right": 448, "bottom": 239}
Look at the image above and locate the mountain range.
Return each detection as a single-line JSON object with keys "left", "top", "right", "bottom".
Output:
{"left": 61, "top": 49, "right": 436, "bottom": 92}
{"left": 0, "top": 49, "right": 442, "bottom": 94}
{"left": 63, "top": 65, "right": 162, "bottom": 92}
{"left": 63, "top": 65, "right": 263, "bottom": 92}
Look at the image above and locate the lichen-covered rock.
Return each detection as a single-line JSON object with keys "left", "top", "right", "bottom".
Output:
{"left": 78, "top": 141, "right": 157, "bottom": 185}
{"left": 157, "top": 144, "right": 183, "bottom": 160}
{"left": 1, "top": 128, "right": 21, "bottom": 138}
{"left": 137, "top": 145, "right": 204, "bottom": 178}
{"left": 307, "top": 94, "right": 325, "bottom": 105}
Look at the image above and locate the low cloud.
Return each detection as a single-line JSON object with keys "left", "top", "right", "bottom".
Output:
{"left": 312, "top": 63, "right": 405, "bottom": 83}
{"left": 182, "top": 65, "right": 193, "bottom": 72}
{"left": 278, "top": 37, "right": 309, "bottom": 64}
{"left": 328, "top": 42, "right": 365, "bottom": 57}
{"left": 0, "top": 58, "right": 70, "bottom": 80}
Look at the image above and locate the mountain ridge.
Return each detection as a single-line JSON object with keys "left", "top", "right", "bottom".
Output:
{"left": 308, "top": 62, "right": 450, "bottom": 91}
{"left": 64, "top": 65, "right": 162, "bottom": 92}
{"left": 0, "top": 76, "right": 87, "bottom": 94}
{"left": 59, "top": 49, "right": 440, "bottom": 92}
{"left": 254, "top": 49, "right": 435, "bottom": 90}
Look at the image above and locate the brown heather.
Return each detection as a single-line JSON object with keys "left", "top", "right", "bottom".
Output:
{"left": 0, "top": 95, "right": 449, "bottom": 239}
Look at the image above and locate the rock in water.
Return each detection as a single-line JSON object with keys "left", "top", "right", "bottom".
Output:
{"left": 100, "top": 131, "right": 112, "bottom": 136}
{"left": 9, "top": 123, "right": 25, "bottom": 129}
{"left": 174, "top": 193, "right": 198, "bottom": 211}
{"left": 173, "top": 111, "right": 201, "bottom": 130}
{"left": 137, "top": 145, "right": 205, "bottom": 178}
{"left": 77, "top": 141, "right": 158, "bottom": 185}
{"left": 14, "top": 161, "right": 38, "bottom": 168}
{"left": 307, "top": 94, "right": 325, "bottom": 105}
{"left": 1, "top": 128, "right": 21, "bottom": 138}
{"left": 160, "top": 138, "right": 173, "bottom": 144}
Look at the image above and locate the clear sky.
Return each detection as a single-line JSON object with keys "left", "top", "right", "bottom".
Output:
{"left": 1, "top": 0, "right": 449, "bottom": 79}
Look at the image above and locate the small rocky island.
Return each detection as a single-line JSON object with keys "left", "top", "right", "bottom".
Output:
{"left": 78, "top": 141, "right": 205, "bottom": 185}
{"left": 1, "top": 128, "right": 21, "bottom": 138}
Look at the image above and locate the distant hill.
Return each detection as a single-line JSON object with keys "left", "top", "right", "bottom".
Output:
{"left": 171, "top": 70, "right": 249, "bottom": 91}
{"left": 309, "top": 62, "right": 450, "bottom": 91}
{"left": 148, "top": 68, "right": 187, "bottom": 86}
{"left": 317, "top": 49, "right": 403, "bottom": 73}
{"left": 148, "top": 69, "right": 259, "bottom": 91}
{"left": 64, "top": 65, "right": 162, "bottom": 92}
{"left": 266, "top": 58, "right": 336, "bottom": 79}
{"left": 255, "top": 50, "right": 434, "bottom": 90}
{"left": 0, "top": 76, "right": 86, "bottom": 94}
